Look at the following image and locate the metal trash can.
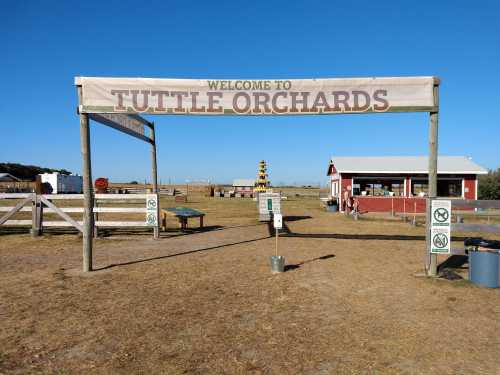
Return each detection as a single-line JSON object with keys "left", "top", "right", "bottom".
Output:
{"left": 270, "top": 256, "right": 285, "bottom": 273}
{"left": 469, "top": 251, "right": 499, "bottom": 288}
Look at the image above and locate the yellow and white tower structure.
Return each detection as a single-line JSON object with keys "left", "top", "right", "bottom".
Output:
{"left": 254, "top": 160, "right": 270, "bottom": 193}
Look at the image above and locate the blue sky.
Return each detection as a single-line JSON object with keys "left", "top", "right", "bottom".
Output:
{"left": 1, "top": 1, "right": 498, "bottom": 185}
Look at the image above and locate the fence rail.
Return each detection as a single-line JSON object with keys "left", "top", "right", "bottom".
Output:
{"left": 451, "top": 223, "right": 500, "bottom": 233}
{"left": 0, "top": 207, "right": 147, "bottom": 213}
{"left": 450, "top": 199, "right": 500, "bottom": 210}
{"left": 0, "top": 193, "right": 158, "bottom": 236}
{"left": 379, "top": 197, "right": 500, "bottom": 224}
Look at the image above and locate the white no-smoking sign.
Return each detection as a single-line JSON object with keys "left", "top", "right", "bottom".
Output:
{"left": 430, "top": 200, "right": 451, "bottom": 254}
{"left": 145, "top": 194, "right": 158, "bottom": 227}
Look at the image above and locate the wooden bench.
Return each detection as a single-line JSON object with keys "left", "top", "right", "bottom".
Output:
{"left": 161, "top": 207, "right": 205, "bottom": 231}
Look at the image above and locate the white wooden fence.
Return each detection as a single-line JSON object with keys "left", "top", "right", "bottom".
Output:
{"left": 0, "top": 193, "right": 159, "bottom": 237}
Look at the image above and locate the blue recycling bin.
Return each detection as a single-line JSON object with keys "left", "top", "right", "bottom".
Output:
{"left": 469, "top": 251, "right": 500, "bottom": 288}
{"left": 326, "top": 204, "right": 338, "bottom": 212}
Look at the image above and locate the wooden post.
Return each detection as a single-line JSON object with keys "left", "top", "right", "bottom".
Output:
{"left": 78, "top": 85, "right": 94, "bottom": 272}
{"left": 31, "top": 177, "right": 43, "bottom": 237}
{"left": 161, "top": 211, "right": 167, "bottom": 231}
{"left": 149, "top": 122, "right": 159, "bottom": 239}
{"left": 426, "top": 80, "right": 440, "bottom": 276}
{"left": 275, "top": 227, "right": 279, "bottom": 257}
{"left": 34, "top": 175, "right": 42, "bottom": 195}
{"left": 93, "top": 199, "right": 99, "bottom": 238}
{"left": 403, "top": 198, "right": 406, "bottom": 221}
{"left": 31, "top": 193, "right": 38, "bottom": 237}
{"left": 412, "top": 201, "right": 417, "bottom": 226}
{"left": 37, "top": 195, "right": 43, "bottom": 235}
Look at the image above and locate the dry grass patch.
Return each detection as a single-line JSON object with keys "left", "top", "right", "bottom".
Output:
{"left": 0, "top": 193, "right": 499, "bottom": 375}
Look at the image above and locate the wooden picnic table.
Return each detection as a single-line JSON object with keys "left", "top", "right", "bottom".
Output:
{"left": 161, "top": 207, "right": 205, "bottom": 231}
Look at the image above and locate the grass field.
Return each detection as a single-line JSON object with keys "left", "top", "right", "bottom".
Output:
{"left": 0, "top": 192, "right": 499, "bottom": 375}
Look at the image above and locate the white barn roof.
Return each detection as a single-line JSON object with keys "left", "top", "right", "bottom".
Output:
{"left": 329, "top": 156, "right": 487, "bottom": 175}
{"left": 232, "top": 179, "right": 255, "bottom": 187}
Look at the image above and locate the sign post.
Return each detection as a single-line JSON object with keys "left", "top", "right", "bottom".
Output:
{"left": 273, "top": 213, "right": 283, "bottom": 257}
{"left": 270, "top": 212, "right": 285, "bottom": 273}
{"left": 426, "top": 82, "right": 440, "bottom": 276}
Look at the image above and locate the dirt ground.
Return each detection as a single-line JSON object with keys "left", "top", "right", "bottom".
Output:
{"left": 0, "top": 194, "right": 499, "bottom": 375}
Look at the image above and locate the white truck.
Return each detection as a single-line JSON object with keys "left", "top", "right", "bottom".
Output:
{"left": 39, "top": 172, "right": 83, "bottom": 194}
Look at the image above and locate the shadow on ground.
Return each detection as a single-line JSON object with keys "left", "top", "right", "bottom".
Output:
{"left": 94, "top": 235, "right": 271, "bottom": 271}
{"left": 283, "top": 215, "right": 312, "bottom": 222}
{"left": 0, "top": 225, "right": 226, "bottom": 238}
{"left": 0, "top": 227, "right": 80, "bottom": 236}
{"left": 285, "top": 254, "right": 336, "bottom": 272}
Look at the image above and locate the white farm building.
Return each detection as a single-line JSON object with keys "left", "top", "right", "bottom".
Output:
{"left": 40, "top": 172, "right": 83, "bottom": 194}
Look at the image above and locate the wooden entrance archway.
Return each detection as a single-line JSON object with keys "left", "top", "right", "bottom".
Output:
{"left": 75, "top": 76, "right": 440, "bottom": 275}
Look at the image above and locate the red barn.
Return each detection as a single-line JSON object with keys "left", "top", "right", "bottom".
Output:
{"left": 327, "top": 156, "right": 487, "bottom": 213}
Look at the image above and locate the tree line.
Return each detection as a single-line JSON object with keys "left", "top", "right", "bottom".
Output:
{"left": 0, "top": 163, "right": 72, "bottom": 181}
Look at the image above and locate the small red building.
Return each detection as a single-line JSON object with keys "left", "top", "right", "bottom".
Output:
{"left": 232, "top": 179, "right": 255, "bottom": 194}
{"left": 327, "top": 156, "right": 487, "bottom": 213}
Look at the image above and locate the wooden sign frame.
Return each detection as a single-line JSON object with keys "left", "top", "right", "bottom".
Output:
{"left": 76, "top": 76, "right": 440, "bottom": 275}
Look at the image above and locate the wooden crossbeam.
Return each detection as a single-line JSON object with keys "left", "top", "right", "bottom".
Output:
{"left": 0, "top": 195, "right": 33, "bottom": 226}
{"left": 40, "top": 196, "right": 83, "bottom": 232}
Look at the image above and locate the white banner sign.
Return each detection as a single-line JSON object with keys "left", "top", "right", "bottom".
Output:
{"left": 430, "top": 200, "right": 451, "bottom": 254}
{"left": 76, "top": 76, "right": 436, "bottom": 115}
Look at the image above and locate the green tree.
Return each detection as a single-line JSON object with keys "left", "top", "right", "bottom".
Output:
{"left": 478, "top": 169, "right": 500, "bottom": 200}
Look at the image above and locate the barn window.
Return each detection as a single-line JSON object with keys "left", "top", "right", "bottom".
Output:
{"left": 353, "top": 178, "right": 405, "bottom": 196}
{"left": 411, "top": 179, "right": 462, "bottom": 197}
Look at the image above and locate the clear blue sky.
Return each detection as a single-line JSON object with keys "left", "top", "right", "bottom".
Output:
{"left": 1, "top": 1, "right": 498, "bottom": 185}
